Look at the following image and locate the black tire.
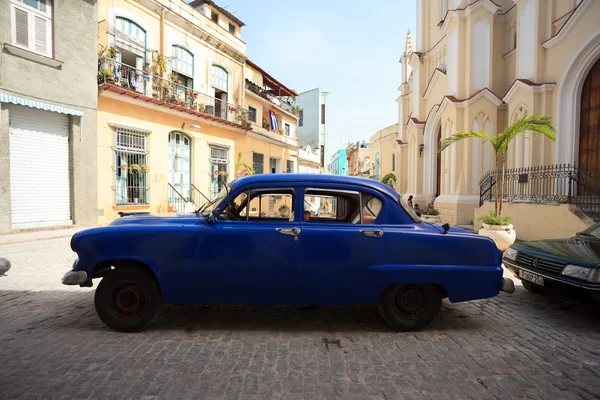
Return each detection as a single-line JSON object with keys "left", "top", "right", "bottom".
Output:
{"left": 522, "top": 280, "right": 545, "bottom": 294}
{"left": 94, "top": 266, "right": 161, "bottom": 332}
{"left": 377, "top": 284, "right": 442, "bottom": 331}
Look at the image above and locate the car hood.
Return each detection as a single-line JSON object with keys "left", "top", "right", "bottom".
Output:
{"left": 109, "top": 213, "right": 205, "bottom": 226}
{"left": 513, "top": 237, "right": 600, "bottom": 267}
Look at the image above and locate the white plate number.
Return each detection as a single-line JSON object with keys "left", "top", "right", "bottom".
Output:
{"left": 519, "top": 270, "right": 544, "bottom": 286}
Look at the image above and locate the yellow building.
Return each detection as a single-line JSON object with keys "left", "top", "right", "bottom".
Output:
{"left": 96, "top": 0, "right": 298, "bottom": 224}
{"left": 398, "top": 0, "right": 600, "bottom": 239}
{"left": 368, "top": 124, "right": 403, "bottom": 191}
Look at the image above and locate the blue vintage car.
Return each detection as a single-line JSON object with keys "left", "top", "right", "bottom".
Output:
{"left": 63, "top": 174, "right": 513, "bottom": 332}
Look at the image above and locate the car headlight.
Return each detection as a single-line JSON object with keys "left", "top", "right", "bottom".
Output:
{"left": 562, "top": 265, "right": 592, "bottom": 281}
{"left": 587, "top": 268, "right": 600, "bottom": 283}
{"left": 503, "top": 247, "right": 518, "bottom": 261}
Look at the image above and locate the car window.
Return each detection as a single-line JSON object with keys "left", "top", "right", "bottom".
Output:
{"left": 219, "top": 191, "right": 248, "bottom": 220}
{"left": 581, "top": 223, "right": 600, "bottom": 238}
{"left": 398, "top": 195, "right": 421, "bottom": 223}
{"left": 303, "top": 189, "right": 381, "bottom": 224}
{"left": 199, "top": 184, "right": 231, "bottom": 216}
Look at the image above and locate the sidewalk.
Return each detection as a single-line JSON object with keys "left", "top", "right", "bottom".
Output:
{"left": 0, "top": 226, "right": 93, "bottom": 246}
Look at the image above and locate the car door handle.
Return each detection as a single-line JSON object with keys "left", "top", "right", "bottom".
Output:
{"left": 276, "top": 227, "right": 301, "bottom": 236}
{"left": 360, "top": 230, "right": 384, "bottom": 238}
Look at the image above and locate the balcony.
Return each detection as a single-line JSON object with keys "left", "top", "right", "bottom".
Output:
{"left": 245, "top": 79, "right": 300, "bottom": 118}
{"left": 98, "top": 57, "right": 250, "bottom": 130}
{"left": 247, "top": 121, "right": 298, "bottom": 149}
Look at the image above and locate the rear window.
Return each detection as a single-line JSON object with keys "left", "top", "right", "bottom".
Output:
{"left": 399, "top": 195, "right": 421, "bottom": 223}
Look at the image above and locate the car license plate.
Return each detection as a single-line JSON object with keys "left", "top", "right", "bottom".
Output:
{"left": 519, "top": 270, "right": 544, "bottom": 286}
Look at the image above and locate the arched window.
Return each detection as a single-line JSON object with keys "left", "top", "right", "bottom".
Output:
{"left": 115, "top": 17, "right": 145, "bottom": 44}
{"left": 392, "top": 153, "right": 396, "bottom": 172}
{"left": 211, "top": 65, "right": 228, "bottom": 92}
{"left": 172, "top": 45, "right": 194, "bottom": 89}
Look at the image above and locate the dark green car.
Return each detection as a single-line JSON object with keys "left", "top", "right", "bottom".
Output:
{"left": 503, "top": 223, "right": 600, "bottom": 304}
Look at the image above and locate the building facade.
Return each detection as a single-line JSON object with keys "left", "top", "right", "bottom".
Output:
{"left": 346, "top": 141, "right": 370, "bottom": 177}
{"left": 330, "top": 149, "right": 347, "bottom": 175}
{"left": 369, "top": 124, "right": 402, "bottom": 190}
{"left": 298, "top": 145, "right": 321, "bottom": 173}
{"left": 398, "top": 0, "right": 600, "bottom": 238}
{"left": 297, "top": 87, "right": 328, "bottom": 172}
{"left": 96, "top": 0, "right": 298, "bottom": 224}
{"left": 0, "top": 0, "right": 98, "bottom": 233}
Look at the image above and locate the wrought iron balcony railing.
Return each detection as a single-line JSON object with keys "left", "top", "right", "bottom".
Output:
{"left": 98, "top": 57, "right": 249, "bottom": 127}
{"left": 479, "top": 164, "right": 600, "bottom": 222}
{"left": 245, "top": 79, "right": 299, "bottom": 116}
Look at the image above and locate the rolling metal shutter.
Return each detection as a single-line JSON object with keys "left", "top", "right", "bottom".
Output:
{"left": 8, "top": 105, "right": 71, "bottom": 227}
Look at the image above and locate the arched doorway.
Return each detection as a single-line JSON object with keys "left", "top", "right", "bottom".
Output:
{"left": 579, "top": 57, "right": 600, "bottom": 174}
{"left": 168, "top": 131, "right": 191, "bottom": 200}
{"left": 436, "top": 126, "right": 442, "bottom": 197}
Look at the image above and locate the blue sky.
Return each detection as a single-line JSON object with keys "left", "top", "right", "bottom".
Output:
{"left": 214, "top": 0, "right": 416, "bottom": 161}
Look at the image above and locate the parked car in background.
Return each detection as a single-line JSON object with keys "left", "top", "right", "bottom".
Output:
{"left": 63, "top": 174, "right": 513, "bottom": 332}
{"left": 503, "top": 222, "right": 600, "bottom": 304}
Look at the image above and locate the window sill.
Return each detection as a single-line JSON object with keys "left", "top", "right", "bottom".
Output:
{"left": 112, "top": 205, "right": 151, "bottom": 211}
{"left": 3, "top": 43, "right": 63, "bottom": 68}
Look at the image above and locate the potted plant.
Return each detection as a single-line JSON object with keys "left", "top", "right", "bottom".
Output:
{"left": 97, "top": 69, "right": 114, "bottom": 82}
{"left": 420, "top": 208, "right": 442, "bottom": 224}
{"left": 278, "top": 204, "right": 290, "bottom": 218}
{"left": 381, "top": 173, "right": 397, "bottom": 188}
{"left": 152, "top": 54, "right": 168, "bottom": 75}
{"left": 234, "top": 152, "right": 255, "bottom": 178}
{"left": 141, "top": 165, "right": 149, "bottom": 173}
{"left": 438, "top": 115, "right": 556, "bottom": 251}
{"left": 198, "top": 103, "right": 205, "bottom": 113}
{"left": 129, "top": 164, "right": 141, "bottom": 174}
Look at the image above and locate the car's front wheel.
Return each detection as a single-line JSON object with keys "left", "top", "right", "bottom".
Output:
{"left": 94, "top": 266, "right": 161, "bottom": 332}
{"left": 377, "top": 284, "right": 442, "bottom": 331}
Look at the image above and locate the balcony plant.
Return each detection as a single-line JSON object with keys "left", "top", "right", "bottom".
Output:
{"left": 97, "top": 68, "right": 114, "bottom": 82}
{"left": 152, "top": 54, "right": 168, "bottom": 75}
{"left": 198, "top": 103, "right": 205, "bottom": 113}
{"left": 129, "top": 164, "right": 141, "bottom": 174}
{"left": 438, "top": 114, "right": 556, "bottom": 250}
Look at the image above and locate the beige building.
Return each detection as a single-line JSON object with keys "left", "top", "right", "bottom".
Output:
{"left": 369, "top": 124, "right": 402, "bottom": 191}
{"left": 346, "top": 141, "right": 370, "bottom": 177}
{"left": 397, "top": 0, "right": 600, "bottom": 238}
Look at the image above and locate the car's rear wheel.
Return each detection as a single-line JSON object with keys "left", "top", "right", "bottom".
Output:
{"left": 377, "top": 284, "right": 442, "bottom": 331}
{"left": 94, "top": 266, "right": 161, "bottom": 332}
{"left": 521, "top": 280, "right": 545, "bottom": 294}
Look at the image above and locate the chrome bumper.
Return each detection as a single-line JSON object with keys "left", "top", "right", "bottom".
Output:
{"left": 62, "top": 270, "right": 88, "bottom": 285}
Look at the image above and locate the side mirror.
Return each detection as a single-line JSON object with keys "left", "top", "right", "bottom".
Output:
{"left": 442, "top": 223, "right": 450, "bottom": 234}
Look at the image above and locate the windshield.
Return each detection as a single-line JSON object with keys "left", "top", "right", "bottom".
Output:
{"left": 199, "top": 184, "right": 231, "bottom": 216}
{"left": 398, "top": 195, "right": 421, "bottom": 223}
{"left": 580, "top": 223, "right": 600, "bottom": 239}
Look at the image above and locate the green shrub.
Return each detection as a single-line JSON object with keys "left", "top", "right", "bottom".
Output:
{"left": 421, "top": 208, "right": 440, "bottom": 216}
{"left": 476, "top": 211, "right": 511, "bottom": 226}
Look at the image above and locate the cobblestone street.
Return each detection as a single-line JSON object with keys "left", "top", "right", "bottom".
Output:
{"left": 0, "top": 236, "right": 599, "bottom": 400}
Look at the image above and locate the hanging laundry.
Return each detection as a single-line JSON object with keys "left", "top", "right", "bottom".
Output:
{"left": 130, "top": 72, "right": 141, "bottom": 89}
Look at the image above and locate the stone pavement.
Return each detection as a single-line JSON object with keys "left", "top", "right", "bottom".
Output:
{"left": 0, "top": 237, "right": 599, "bottom": 400}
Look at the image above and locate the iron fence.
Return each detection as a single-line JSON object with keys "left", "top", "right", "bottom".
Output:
{"left": 98, "top": 58, "right": 249, "bottom": 126}
{"left": 479, "top": 164, "right": 600, "bottom": 221}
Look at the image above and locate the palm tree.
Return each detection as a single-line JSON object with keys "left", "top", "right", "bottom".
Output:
{"left": 438, "top": 115, "right": 556, "bottom": 217}
{"left": 234, "top": 152, "right": 255, "bottom": 178}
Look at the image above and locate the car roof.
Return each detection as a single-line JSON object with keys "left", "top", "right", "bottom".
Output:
{"left": 231, "top": 174, "right": 400, "bottom": 200}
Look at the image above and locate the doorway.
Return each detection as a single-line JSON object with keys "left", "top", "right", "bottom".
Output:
{"left": 168, "top": 131, "right": 191, "bottom": 200}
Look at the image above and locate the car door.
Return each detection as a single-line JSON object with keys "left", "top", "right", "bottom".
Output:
{"left": 198, "top": 186, "right": 302, "bottom": 305}
{"left": 298, "top": 186, "right": 385, "bottom": 305}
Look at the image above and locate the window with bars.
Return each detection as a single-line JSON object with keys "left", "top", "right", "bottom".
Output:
{"left": 248, "top": 106, "right": 257, "bottom": 122}
{"left": 210, "top": 146, "right": 229, "bottom": 199}
{"left": 253, "top": 153, "right": 264, "bottom": 174}
{"left": 286, "top": 160, "right": 294, "bottom": 173}
{"left": 212, "top": 65, "right": 228, "bottom": 91}
{"left": 11, "top": 0, "right": 52, "bottom": 57}
{"left": 114, "top": 127, "right": 149, "bottom": 205}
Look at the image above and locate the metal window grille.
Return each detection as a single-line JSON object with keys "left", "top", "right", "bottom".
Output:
{"left": 248, "top": 106, "right": 257, "bottom": 122}
{"left": 210, "top": 146, "right": 228, "bottom": 199}
{"left": 253, "top": 153, "right": 264, "bottom": 174}
{"left": 113, "top": 127, "right": 149, "bottom": 205}
{"left": 286, "top": 160, "right": 294, "bottom": 173}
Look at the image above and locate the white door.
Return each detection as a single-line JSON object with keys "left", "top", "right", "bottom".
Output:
{"left": 8, "top": 105, "right": 71, "bottom": 227}
{"left": 168, "top": 132, "right": 191, "bottom": 200}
